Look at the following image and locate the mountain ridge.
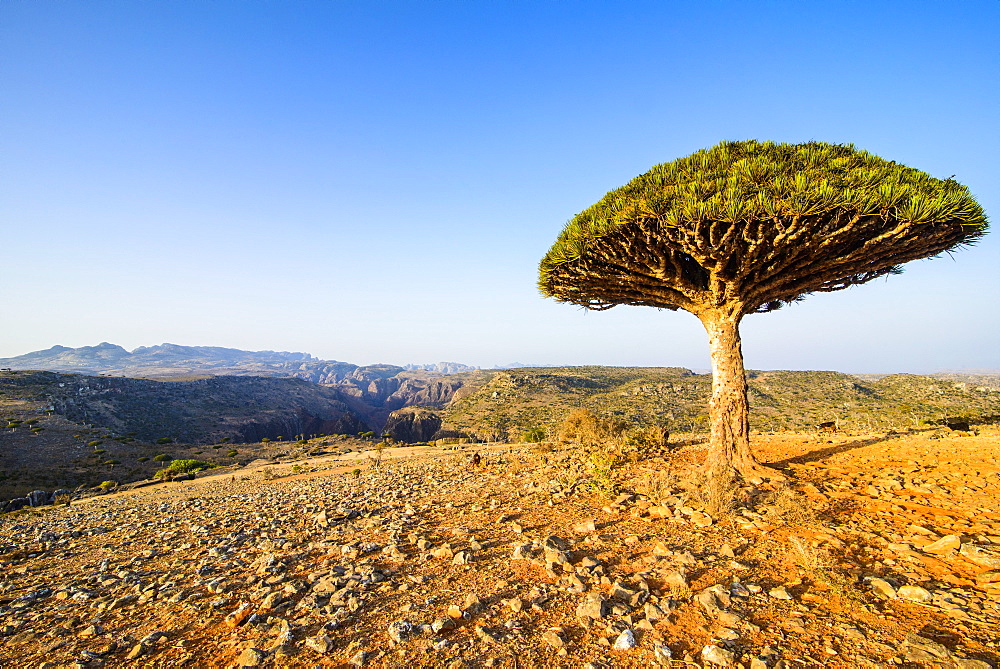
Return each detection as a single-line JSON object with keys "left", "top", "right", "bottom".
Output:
{"left": 0, "top": 343, "right": 480, "bottom": 382}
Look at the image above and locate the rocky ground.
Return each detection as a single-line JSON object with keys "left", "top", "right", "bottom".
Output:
{"left": 1, "top": 428, "right": 999, "bottom": 668}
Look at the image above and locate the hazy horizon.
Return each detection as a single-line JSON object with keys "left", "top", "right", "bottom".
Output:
{"left": 3, "top": 2, "right": 997, "bottom": 372}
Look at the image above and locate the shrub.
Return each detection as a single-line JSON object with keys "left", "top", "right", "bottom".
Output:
{"left": 522, "top": 426, "right": 546, "bottom": 443}
{"left": 212, "top": 444, "right": 223, "bottom": 449}
{"left": 152, "top": 454, "right": 172, "bottom": 462}
{"left": 92, "top": 449, "right": 106, "bottom": 455}
{"left": 261, "top": 438, "right": 271, "bottom": 444}
{"left": 156, "top": 437, "right": 173, "bottom": 445}
{"left": 87, "top": 440, "right": 103, "bottom": 447}
{"left": 227, "top": 449, "right": 238, "bottom": 457}
{"left": 97, "top": 480, "right": 117, "bottom": 492}
{"left": 137, "top": 456, "right": 149, "bottom": 462}
{"left": 166, "top": 459, "right": 216, "bottom": 474}
{"left": 104, "top": 459, "right": 120, "bottom": 465}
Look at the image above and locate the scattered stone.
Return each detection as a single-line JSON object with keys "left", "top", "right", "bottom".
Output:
{"left": 702, "top": 643, "right": 736, "bottom": 666}
{"left": 922, "top": 534, "right": 961, "bottom": 555}
{"left": 576, "top": 592, "right": 607, "bottom": 622}
{"left": 897, "top": 585, "right": 932, "bottom": 602}
{"left": 653, "top": 645, "right": 673, "bottom": 666}
{"left": 387, "top": 620, "right": 413, "bottom": 644}
{"left": 867, "top": 577, "right": 898, "bottom": 599}
{"left": 768, "top": 585, "right": 793, "bottom": 600}
{"left": 697, "top": 584, "right": 732, "bottom": 617}
{"left": 612, "top": 629, "right": 637, "bottom": 650}
{"left": 237, "top": 647, "right": 266, "bottom": 667}
{"left": 541, "top": 627, "right": 566, "bottom": 648}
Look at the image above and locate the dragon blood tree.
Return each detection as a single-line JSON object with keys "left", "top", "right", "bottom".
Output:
{"left": 539, "top": 140, "right": 987, "bottom": 487}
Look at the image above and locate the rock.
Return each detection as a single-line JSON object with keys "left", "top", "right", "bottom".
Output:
{"left": 125, "top": 644, "right": 144, "bottom": 660}
{"left": 867, "top": 577, "right": 897, "bottom": 599}
{"left": 576, "top": 592, "right": 607, "bottom": 621}
{"left": 305, "top": 632, "right": 334, "bottom": 654}
{"left": 900, "top": 633, "right": 951, "bottom": 662}
{"left": 541, "top": 627, "right": 566, "bottom": 648}
{"left": 702, "top": 644, "right": 736, "bottom": 666}
{"left": 431, "top": 617, "right": 455, "bottom": 633}
{"left": 452, "top": 551, "right": 472, "bottom": 565}
{"left": 348, "top": 650, "right": 367, "bottom": 667}
{"left": 504, "top": 597, "right": 524, "bottom": 613}
{"left": 768, "top": 585, "right": 793, "bottom": 600}
{"left": 696, "top": 584, "right": 731, "bottom": 616}
{"left": 237, "top": 647, "right": 266, "bottom": 667}
{"left": 690, "top": 511, "right": 714, "bottom": 527}
{"left": 27, "top": 490, "right": 49, "bottom": 507}
{"left": 612, "top": 629, "right": 637, "bottom": 650}
{"left": 653, "top": 646, "right": 673, "bottom": 666}
{"left": 662, "top": 570, "right": 688, "bottom": 589}
{"left": 474, "top": 625, "right": 501, "bottom": 644}
{"left": 959, "top": 544, "right": 1000, "bottom": 569}
{"left": 573, "top": 520, "right": 597, "bottom": 533}
{"left": 974, "top": 570, "right": 1000, "bottom": 584}
{"left": 897, "top": 585, "right": 932, "bottom": 602}
{"left": 922, "top": 534, "right": 961, "bottom": 555}
{"left": 387, "top": 620, "right": 413, "bottom": 644}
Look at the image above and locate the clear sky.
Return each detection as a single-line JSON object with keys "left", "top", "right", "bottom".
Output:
{"left": 2, "top": 1, "right": 997, "bottom": 373}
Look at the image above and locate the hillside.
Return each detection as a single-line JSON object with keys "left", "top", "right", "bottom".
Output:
{"left": 1, "top": 432, "right": 998, "bottom": 667}
{"left": 440, "top": 367, "right": 1000, "bottom": 441}
{"left": 4, "top": 365, "right": 1000, "bottom": 503}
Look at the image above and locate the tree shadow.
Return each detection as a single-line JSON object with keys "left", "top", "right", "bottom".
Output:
{"left": 769, "top": 434, "right": 900, "bottom": 467}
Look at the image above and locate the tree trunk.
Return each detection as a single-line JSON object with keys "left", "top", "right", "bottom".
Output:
{"left": 700, "top": 311, "right": 760, "bottom": 481}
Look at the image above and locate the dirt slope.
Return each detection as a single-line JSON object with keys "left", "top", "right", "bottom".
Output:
{"left": 1, "top": 429, "right": 998, "bottom": 668}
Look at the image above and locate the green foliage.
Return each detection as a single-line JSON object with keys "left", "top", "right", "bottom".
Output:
{"left": 103, "top": 459, "right": 120, "bottom": 465}
{"left": 227, "top": 449, "right": 238, "bottom": 457}
{"left": 87, "top": 440, "right": 103, "bottom": 447}
{"left": 92, "top": 449, "right": 106, "bottom": 455}
{"left": 212, "top": 444, "right": 223, "bottom": 449}
{"left": 152, "top": 453, "right": 172, "bottom": 462}
{"left": 539, "top": 140, "right": 987, "bottom": 313}
{"left": 156, "top": 437, "right": 173, "bottom": 445}
{"left": 97, "top": 480, "right": 117, "bottom": 492}
{"left": 541, "top": 140, "right": 987, "bottom": 280}
{"left": 261, "top": 437, "right": 271, "bottom": 444}
{"left": 137, "top": 456, "right": 149, "bottom": 462}
{"left": 167, "top": 459, "right": 216, "bottom": 474}
{"left": 521, "top": 426, "right": 546, "bottom": 443}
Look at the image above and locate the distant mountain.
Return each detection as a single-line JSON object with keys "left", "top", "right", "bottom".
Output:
{"left": 0, "top": 343, "right": 477, "bottom": 382}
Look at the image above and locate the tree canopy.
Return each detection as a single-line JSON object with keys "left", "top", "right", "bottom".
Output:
{"left": 539, "top": 140, "right": 987, "bottom": 316}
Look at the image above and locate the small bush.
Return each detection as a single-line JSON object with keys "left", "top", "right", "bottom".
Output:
{"left": 227, "top": 449, "right": 238, "bottom": 457}
{"left": 261, "top": 438, "right": 271, "bottom": 444}
{"left": 87, "top": 440, "right": 103, "bottom": 447}
{"left": 152, "top": 454, "right": 172, "bottom": 462}
{"left": 166, "top": 459, "right": 216, "bottom": 474}
{"left": 104, "top": 459, "right": 120, "bottom": 465}
{"left": 97, "top": 480, "right": 117, "bottom": 492}
{"left": 92, "top": 449, "right": 106, "bottom": 455}
{"left": 522, "top": 426, "right": 546, "bottom": 443}
{"left": 137, "top": 456, "right": 149, "bottom": 462}
{"left": 156, "top": 437, "right": 173, "bottom": 445}
{"left": 212, "top": 444, "right": 223, "bottom": 449}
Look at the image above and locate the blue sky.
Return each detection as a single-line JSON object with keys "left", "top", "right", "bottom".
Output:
{"left": 2, "top": 1, "right": 997, "bottom": 372}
